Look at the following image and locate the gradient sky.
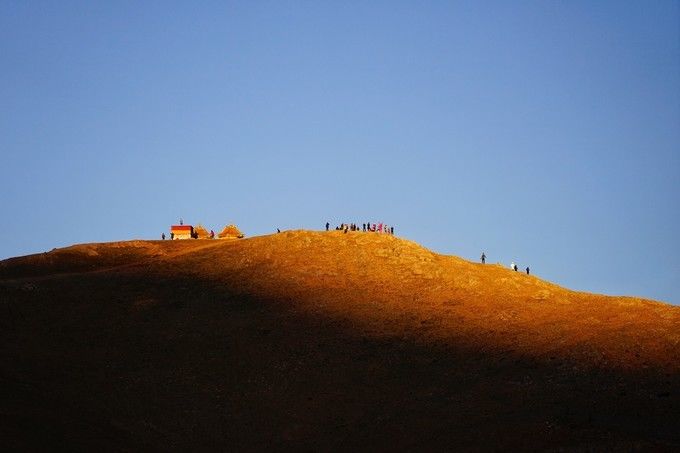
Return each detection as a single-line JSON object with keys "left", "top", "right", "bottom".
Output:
{"left": 1, "top": 1, "right": 678, "bottom": 304}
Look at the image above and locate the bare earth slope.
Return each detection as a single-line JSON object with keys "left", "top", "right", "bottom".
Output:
{"left": 1, "top": 231, "right": 678, "bottom": 451}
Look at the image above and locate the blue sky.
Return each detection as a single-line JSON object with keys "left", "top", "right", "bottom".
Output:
{"left": 1, "top": 1, "right": 678, "bottom": 304}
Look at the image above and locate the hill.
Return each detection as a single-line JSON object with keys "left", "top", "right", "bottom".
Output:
{"left": 1, "top": 231, "right": 678, "bottom": 450}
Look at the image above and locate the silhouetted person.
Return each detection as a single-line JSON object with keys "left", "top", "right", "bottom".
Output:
{"left": 162, "top": 233, "right": 165, "bottom": 240}
{"left": 277, "top": 228, "right": 281, "bottom": 233}
{"left": 391, "top": 226, "right": 394, "bottom": 235}
{"left": 363, "top": 223, "right": 366, "bottom": 232}
{"left": 326, "top": 222, "right": 329, "bottom": 231}
{"left": 526, "top": 267, "right": 530, "bottom": 275}
{"left": 481, "top": 253, "right": 486, "bottom": 264}
{"left": 170, "top": 232, "right": 174, "bottom": 240}
{"left": 514, "top": 264, "right": 518, "bottom": 272}
{"left": 210, "top": 230, "right": 215, "bottom": 239}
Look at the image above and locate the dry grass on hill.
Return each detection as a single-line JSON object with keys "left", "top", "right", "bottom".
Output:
{"left": 0, "top": 230, "right": 678, "bottom": 450}
{"left": 217, "top": 224, "right": 243, "bottom": 239}
{"left": 193, "top": 224, "right": 211, "bottom": 239}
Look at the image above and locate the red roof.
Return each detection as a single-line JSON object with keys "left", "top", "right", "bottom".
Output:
{"left": 171, "top": 225, "right": 193, "bottom": 231}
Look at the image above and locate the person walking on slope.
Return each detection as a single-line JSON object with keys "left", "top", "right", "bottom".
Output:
{"left": 526, "top": 267, "right": 530, "bottom": 275}
{"left": 481, "top": 252, "right": 486, "bottom": 264}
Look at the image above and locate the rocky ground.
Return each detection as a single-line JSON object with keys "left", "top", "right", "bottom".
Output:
{"left": 1, "top": 231, "right": 678, "bottom": 451}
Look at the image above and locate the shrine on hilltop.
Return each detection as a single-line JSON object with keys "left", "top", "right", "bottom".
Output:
{"left": 168, "top": 219, "right": 243, "bottom": 240}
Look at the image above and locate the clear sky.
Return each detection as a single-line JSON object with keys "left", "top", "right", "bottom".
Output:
{"left": 1, "top": 1, "right": 678, "bottom": 304}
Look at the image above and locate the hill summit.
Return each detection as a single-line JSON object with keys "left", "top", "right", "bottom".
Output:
{"left": 1, "top": 230, "right": 678, "bottom": 450}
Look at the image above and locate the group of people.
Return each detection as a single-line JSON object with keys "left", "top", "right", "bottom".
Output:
{"left": 480, "top": 252, "right": 530, "bottom": 275}
{"left": 326, "top": 222, "right": 395, "bottom": 235}
{"left": 511, "top": 261, "right": 530, "bottom": 275}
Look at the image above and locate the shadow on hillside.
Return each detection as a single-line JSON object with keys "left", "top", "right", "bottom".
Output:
{"left": 1, "top": 271, "right": 678, "bottom": 451}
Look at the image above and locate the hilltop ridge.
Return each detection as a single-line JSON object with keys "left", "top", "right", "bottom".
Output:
{"left": 1, "top": 231, "right": 678, "bottom": 450}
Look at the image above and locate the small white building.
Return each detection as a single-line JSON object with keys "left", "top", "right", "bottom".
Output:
{"left": 170, "top": 225, "right": 194, "bottom": 240}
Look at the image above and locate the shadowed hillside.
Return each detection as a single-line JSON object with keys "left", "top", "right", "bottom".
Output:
{"left": 1, "top": 231, "right": 678, "bottom": 450}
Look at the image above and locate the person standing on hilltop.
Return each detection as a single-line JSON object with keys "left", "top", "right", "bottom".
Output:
{"left": 481, "top": 252, "right": 486, "bottom": 264}
{"left": 162, "top": 233, "right": 165, "bottom": 240}
{"left": 526, "top": 266, "right": 530, "bottom": 275}
{"left": 326, "top": 222, "right": 329, "bottom": 231}
{"left": 210, "top": 230, "right": 215, "bottom": 239}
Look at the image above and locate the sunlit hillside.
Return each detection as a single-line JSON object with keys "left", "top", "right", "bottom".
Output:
{"left": 1, "top": 231, "right": 678, "bottom": 450}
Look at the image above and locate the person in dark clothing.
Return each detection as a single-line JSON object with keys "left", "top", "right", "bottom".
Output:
{"left": 391, "top": 226, "right": 394, "bottom": 235}
{"left": 526, "top": 267, "right": 530, "bottom": 275}
{"left": 170, "top": 232, "right": 174, "bottom": 240}
{"left": 362, "top": 223, "right": 366, "bottom": 232}
{"left": 326, "top": 222, "right": 329, "bottom": 231}
{"left": 481, "top": 252, "right": 486, "bottom": 264}
{"left": 162, "top": 233, "right": 165, "bottom": 240}
{"left": 514, "top": 264, "right": 518, "bottom": 272}
{"left": 277, "top": 228, "right": 281, "bottom": 233}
